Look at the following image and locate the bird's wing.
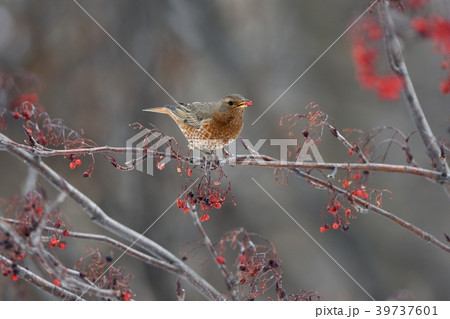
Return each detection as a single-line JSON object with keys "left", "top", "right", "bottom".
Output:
{"left": 166, "top": 101, "right": 215, "bottom": 130}
{"left": 143, "top": 101, "right": 216, "bottom": 130}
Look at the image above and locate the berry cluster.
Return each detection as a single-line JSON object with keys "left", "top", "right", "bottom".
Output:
{"left": 352, "top": 18, "right": 405, "bottom": 101}
{"left": 410, "top": 16, "right": 450, "bottom": 94}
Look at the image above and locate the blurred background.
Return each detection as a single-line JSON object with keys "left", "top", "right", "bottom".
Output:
{"left": 0, "top": 0, "right": 449, "bottom": 300}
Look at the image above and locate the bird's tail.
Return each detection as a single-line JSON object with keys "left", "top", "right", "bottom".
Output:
{"left": 142, "top": 107, "right": 170, "bottom": 114}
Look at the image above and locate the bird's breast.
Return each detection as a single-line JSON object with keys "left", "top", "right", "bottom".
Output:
{"left": 177, "top": 115, "right": 244, "bottom": 150}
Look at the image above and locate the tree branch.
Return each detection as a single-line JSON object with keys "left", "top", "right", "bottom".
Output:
{"left": 1, "top": 133, "right": 447, "bottom": 183}
{"left": 288, "top": 166, "right": 450, "bottom": 253}
{"left": 0, "top": 254, "right": 84, "bottom": 301}
{"left": 1, "top": 216, "right": 203, "bottom": 286}
{"left": 188, "top": 204, "right": 237, "bottom": 300}
{"left": 1, "top": 133, "right": 222, "bottom": 300}
{"left": 379, "top": 0, "right": 450, "bottom": 197}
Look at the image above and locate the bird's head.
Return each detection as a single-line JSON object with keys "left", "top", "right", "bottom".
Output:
{"left": 220, "top": 94, "right": 253, "bottom": 112}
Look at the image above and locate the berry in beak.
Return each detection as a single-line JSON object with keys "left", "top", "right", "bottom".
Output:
{"left": 238, "top": 99, "right": 252, "bottom": 108}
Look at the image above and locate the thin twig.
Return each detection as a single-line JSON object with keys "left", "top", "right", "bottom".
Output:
{"left": 188, "top": 203, "right": 238, "bottom": 300}
{"left": 30, "top": 192, "right": 66, "bottom": 248}
{"left": 327, "top": 123, "right": 369, "bottom": 163}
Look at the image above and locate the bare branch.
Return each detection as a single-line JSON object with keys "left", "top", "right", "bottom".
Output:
{"left": 188, "top": 203, "right": 237, "bottom": 300}
{"left": 288, "top": 166, "right": 450, "bottom": 253}
{"left": 0, "top": 133, "right": 222, "bottom": 300}
{"left": 1, "top": 133, "right": 446, "bottom": 183}
{"left": 2, "top": 217, "right": 201, "bottom": 282}
{"left": 232, "top": 157, "right": 446, "bottom": 182}
{"left": 0, "top": 219, "right": 29, "bottom": 252}
{"left": 327, "top": 123, "right": 369, "bottom": 163}
{"left": 378, "top": 0, "right": 450, "bottom": 197}
{"left": 0, "top": 254, "right": 84, "bottom": 301}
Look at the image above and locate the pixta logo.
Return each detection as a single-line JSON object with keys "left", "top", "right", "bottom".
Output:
{"left": 126, "top": 129, "right": 173, "bottom": 175}
{"left": 126, "top": 129, "right": 324, "bottom": 175}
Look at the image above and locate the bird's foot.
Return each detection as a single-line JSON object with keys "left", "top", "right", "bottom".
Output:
{"left": 222, "top": 148, "right": 232, "bottom": 158}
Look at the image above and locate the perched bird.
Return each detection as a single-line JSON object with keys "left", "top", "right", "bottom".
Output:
{"left": 143, "top": 94, "right": 252, "bottom": 150}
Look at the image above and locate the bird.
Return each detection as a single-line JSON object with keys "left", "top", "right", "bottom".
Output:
{"left": 143, "top": 94, "right": 252, "bottom": 151}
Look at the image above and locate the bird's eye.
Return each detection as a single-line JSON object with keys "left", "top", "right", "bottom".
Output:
{"left": 228, "top": 101, "right": 234, "bottom": 106}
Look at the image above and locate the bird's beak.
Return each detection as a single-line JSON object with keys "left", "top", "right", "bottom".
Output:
{"left": 237, "top": 99, "right": 253, "bottom": 108}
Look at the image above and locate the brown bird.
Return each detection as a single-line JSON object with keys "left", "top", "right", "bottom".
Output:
{"left": 143, "top": 94, "right": 252, "bottom": 150}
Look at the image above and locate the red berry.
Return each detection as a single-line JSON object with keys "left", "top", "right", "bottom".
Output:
{"left": 214, "top": 202, "right": 222, "bottom": 209}
{"left": 334, "top": 202, "right": 341, "bottom": 210}
{"left": 17, "top": 253, "right": 25, "bottom": 260}
{"left": 441, "top": 79, "right": 450, "bottom": 95}
{"left": 348, "top": 149, "right": 354, "bottom": 155}
{"left": 367, "top": 25, "right": 382, "bottom": 41}
{"left": 327, "top": 206, "right": 337, "bottom": 215}
{"left": 361, "top": 192, "right": 369, "bottom": 199}
{"left": 57, "top": 241, "right": 66, "bottom": 249}
{"left": 183, "top": 206, "right": 190, "bottom": 214}
{"left": 35, "top": 207, "right": 43, "bottom": 216}
{"left": 69, "top": 162, "right": 76, "bottom": 169}
{"left": 199, "top": 214, "right": 210, "bottom": 222}
{"left": 319, "top": 226, "right": 326, "bottom": 233}
{"left": 342, "top": 181, "right": 349, "bottom": 189}
{"left": 187, "top": 168, "right": 192, "bottom": 177}
{"left": 75, "top": 159, "right": 82, "bottom": 166}
{"left": 22, "top": 112, "right": 31, "bottom": 120}
{"left": 177, "top": 200, "right": 183, "bottom": 208}
{"left": 49, "top": 238, "right": 58, "bottom": 248}
{"left": 353, "top": 173, "right": 360, "bottom": 180}
{"left": 62, "top": 229, "right": 70, "bottom": 236}
{"left": 354, "top": 189, "right": 363, "bottom": 197}
{"left": 53, "top": 279, "right": 61, "bottom": 286}
{"left": 12, "top": 112, "right": 20, "bottom": 119}
{"left": 38, "top": 136, "right": 47, "bottom": 146}
{"left": 122, "top": 293, "right": 131, "bottom": 301}
{"left": 352, "top": 42, "right": 378, "bottom": 72}
{"left": 376, "top": 75, "right": 404, "bottom": 101}
{"left": 345, "top": 209, "right": 352, "bottom": 216}
{"left": 332, "top": 223, "right": 339, "bottom": 230}
{"left": 216, "top": 256, "right": 226, "bottom": 264}
{"left": 11, "top": 274, "right": 19, "bottom": 281}
{"left": 411, "top": 17, "right": 430, "bottom": 36}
